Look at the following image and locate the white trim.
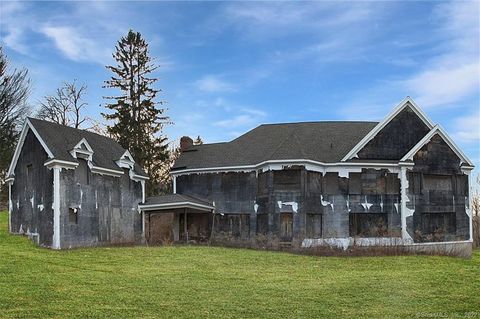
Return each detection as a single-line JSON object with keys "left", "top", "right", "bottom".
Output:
{"left": 116, "top": 150, "right": 135, "bottom": 169}
{"left": 7, "top": 119, "right": 55, "bottom": 177}
{"left": 52, "top": 166, "right": 61, "bottom": 249}
{"left": 70, "top": 138, "right": 94, "bottom": 161}
{"left": 173, "top": 176, "right": 177, "bottom": 194}
{"left": 8, "top": 183, "right": 12, "bottom": 233}
{"left": 44, "top": 159, "right": 79, "bottom": 169}
{"left": 129, "top": 170, "right": 149, "bottom": 181}
{"left": 171, "top": 159, "right": 402, "bottom": 177}
{"left": 341, "top": 96, "right": 435, "bottom": 161}
{"left": 90, "top": 165, "right": 124, "bottom": 177}
{"left": 400, "top": 125, "right": 474, "bottom": 166}
{"left": 5, "top": 177, "right": 15, "bottom": 184}
{"left": 139, "top": 201, "right": 215, "bottom": 212}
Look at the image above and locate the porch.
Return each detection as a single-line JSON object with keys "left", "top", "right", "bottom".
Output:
{"left": 139, "top": 194, "right": 214, "bottom": 245}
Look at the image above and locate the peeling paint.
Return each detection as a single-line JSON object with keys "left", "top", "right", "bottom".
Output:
{"left": 253, "top": 203, "right": 259, "bottom": 213}
{"left": 277, "top": 201, "right": 298, "bottom": 213}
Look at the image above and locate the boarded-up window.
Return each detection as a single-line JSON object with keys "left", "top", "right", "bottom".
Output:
{"left": 349, "top": 213, "right": 388, "bottom": 237}
{"left": 385, "top": 174, "right": 400, "bottom": 194}
{"left": 324, "top": 173, "right": 339, "bottom": 195}
{"left": 77, "top": 159, "right": 89, "bottom": 185}
{"left": 420, "top": 213, "right": 456, "bottom": 235}
{"left": 306, "top": 213, "right": 322, "bottom": 238}
{"left": 274, "top": 169, "right": 301, "bottom": 191}
{"left": 307, "top": 172, "right": 322, "bottom": 193}
{"left": 26, "top": 164, "right": 33, "bottom": 185}
{"left": 215, "top": 214, "right": 250, "bottom": 238}
{"left": 361, "top": 171, "right": 378, "bottom": 195}
{"left": 423, "top": 175, "right": 452, "bottom": 191}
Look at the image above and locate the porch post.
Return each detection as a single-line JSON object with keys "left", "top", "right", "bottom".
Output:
{"left": 184, "top": 208, "right": 188, "bottom": 243}
{"left": 52, "top": 166, "right": 61, "bottom": 249}
{"left": 399, "top": 164, "right": 413, "bottom": 241}
{"left": 8, "top": 181, "right": 12, "bottom": 233}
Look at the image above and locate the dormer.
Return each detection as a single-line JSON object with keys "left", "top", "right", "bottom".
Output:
{"left": 116, "top": 150, "right": 135, "bottom": 170}
{"left": 70, "top": 138, "right": 94, "bottom": 161}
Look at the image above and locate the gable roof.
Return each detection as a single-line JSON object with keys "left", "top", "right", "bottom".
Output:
{"left": 8, "top": 118, "right": 147, "bottom": 177}
{"left": 400, "top": 125, "right": 474, "bottom": 166}
{"left": 341, "top": 96, "right": 435, "bottom": 161}
{"left": 173, "top": 121, "right": 378, "bottom": 171}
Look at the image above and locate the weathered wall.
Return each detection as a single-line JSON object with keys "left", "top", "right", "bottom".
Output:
{"left": 407, "top": 134, "right": 470, "bottom": 242}
{"left": 59, "top": 165, "right": 143, "bottom": 249}
{"left": 176, "top": 167, "right": 402, "bottom": 246}
{"left": 357, "top": 106, "right": 431, "bottom": 160}
{"left": 10, "top": 130, "right": 54, "bottom": 247}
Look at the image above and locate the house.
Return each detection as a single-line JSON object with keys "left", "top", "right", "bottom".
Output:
{"left": 6, "top": 118, "right": 148, "bottom": 249}
{"left": 138, "top": 97, "right": 475, "bottom": 256}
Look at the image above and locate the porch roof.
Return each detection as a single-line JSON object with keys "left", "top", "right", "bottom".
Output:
{"left": 139, "top": 194, "right": 214, "bottom": 212}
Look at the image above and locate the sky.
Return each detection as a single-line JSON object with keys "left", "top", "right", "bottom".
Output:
{"left": 0, "top": 0, "right": 479, "bottom": 176}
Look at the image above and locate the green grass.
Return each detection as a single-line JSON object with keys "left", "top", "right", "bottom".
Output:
{"left": 0, "top": 211, "right": 479, "bottom": 319}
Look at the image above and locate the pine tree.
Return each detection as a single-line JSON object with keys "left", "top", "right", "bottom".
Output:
{"left": 103, "top": 30, "right": 170, "bottom": 195}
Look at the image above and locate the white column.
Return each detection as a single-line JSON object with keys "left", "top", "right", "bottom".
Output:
{"left": 141, "top": 180, "right": 146, "bottom": 203}
{"left": 173, "top": 175, "right": 177, "bottom": 194}
{"left": 52, "top": 166, "right": 61, "bottom": 249}
{"left": 399, "top": 166, "right": 410, "bottom": 241}
{"left": 466, "top": 170, "right": 473, "bottom": 242}
{"left": 8, "top": 182, "right": 12, "bottom": 233}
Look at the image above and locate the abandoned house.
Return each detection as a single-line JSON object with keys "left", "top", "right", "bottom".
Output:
{"left": 138, "top": 97, "right": 475, "bottom": 256}
{"left": 6, "top": 97, "right": 475, "bottom": 256}
{"left": 6, "top": 118, "right": 148, "bottom": 249}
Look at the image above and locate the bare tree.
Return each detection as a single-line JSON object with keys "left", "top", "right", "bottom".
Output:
{"left": 0, "top": 46, "right": 31, "bottom": 206}
{"left": 37, "top": 80, "right": 88, "bottom": 129}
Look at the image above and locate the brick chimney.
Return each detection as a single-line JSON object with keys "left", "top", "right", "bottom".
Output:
{"left": 180, "top": 136, "right": 193, "bottom": 152}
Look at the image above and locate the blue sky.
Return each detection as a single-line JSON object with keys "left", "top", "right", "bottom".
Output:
{"left": 1, "top": 1, "right": 479, "bottom": 171}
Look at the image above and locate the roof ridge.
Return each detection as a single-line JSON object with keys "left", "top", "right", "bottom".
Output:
{"left": 28, "top": 117, "right": 120, "bottom": 146}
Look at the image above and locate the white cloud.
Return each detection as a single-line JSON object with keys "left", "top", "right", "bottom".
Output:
{"left": 404, "top": 63, "right": 479, "bottom": 108}
{"left": 452, "top": 113, "right": 480, "bottom": 142}
{"left": 194, "top": 75, "right": 235, "bottom": 93}
{"left": 214, "top": 107, "right": 267, "bottom": 128}
{"left": 41, "top": 26, "right": 111, "bottom": 64}
{"left": 401, "top": 1, "right": 479, "bottom": 108}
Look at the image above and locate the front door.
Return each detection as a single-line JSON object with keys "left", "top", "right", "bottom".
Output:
{"left": 280, "top": 213, "right": 293, "bottom": 241}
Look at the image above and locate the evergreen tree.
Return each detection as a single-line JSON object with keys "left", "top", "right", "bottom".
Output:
{"left": 103, "top": 30, "right": 170, "bottom": 195}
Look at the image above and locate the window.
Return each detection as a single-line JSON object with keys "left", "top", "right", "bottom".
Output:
{"left": 68, "top": 208, "right": 78, "bottom": 224}
{"left": 26, "top": 164, "right": 33, "bottom": 184}
{"left": 77, "top": 159, "right": 90, "bottom": 185}
{"left": 349, "top": 213, "right": 388, "bottom": 237}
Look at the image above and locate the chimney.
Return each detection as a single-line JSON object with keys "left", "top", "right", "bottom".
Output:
{"left": 180, "top": 136, "right": 193, "bottom": 152}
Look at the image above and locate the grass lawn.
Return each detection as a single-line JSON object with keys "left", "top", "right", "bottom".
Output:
{"left": 0, "top": 211, "right": 479, "bottom": 319}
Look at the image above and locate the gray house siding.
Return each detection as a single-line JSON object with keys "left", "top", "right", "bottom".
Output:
{"left": 10, "top": 130, "right": 54, "bottom": 247}
{"left": 59, "top": 165, "right": 143, "bottom": 249}
{"left": 176, "top": 167, "right": 403, "bottom": 246}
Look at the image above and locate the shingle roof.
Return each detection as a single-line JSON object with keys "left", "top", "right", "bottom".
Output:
{"left": 28, "top": 117, "right": 147, "bottom": 176}
{"left": 173, "top": 121, "right": 378, "bottom": 170}
{"left": 143, "top": 194, "right": 213, "bottom": 207}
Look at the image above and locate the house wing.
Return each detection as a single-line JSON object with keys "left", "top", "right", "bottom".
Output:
{"left": 401, "top": 125, "right": 474, "bottom": 167}
{"left": 342, "top": 97, "right": 435, "bottom": 161}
